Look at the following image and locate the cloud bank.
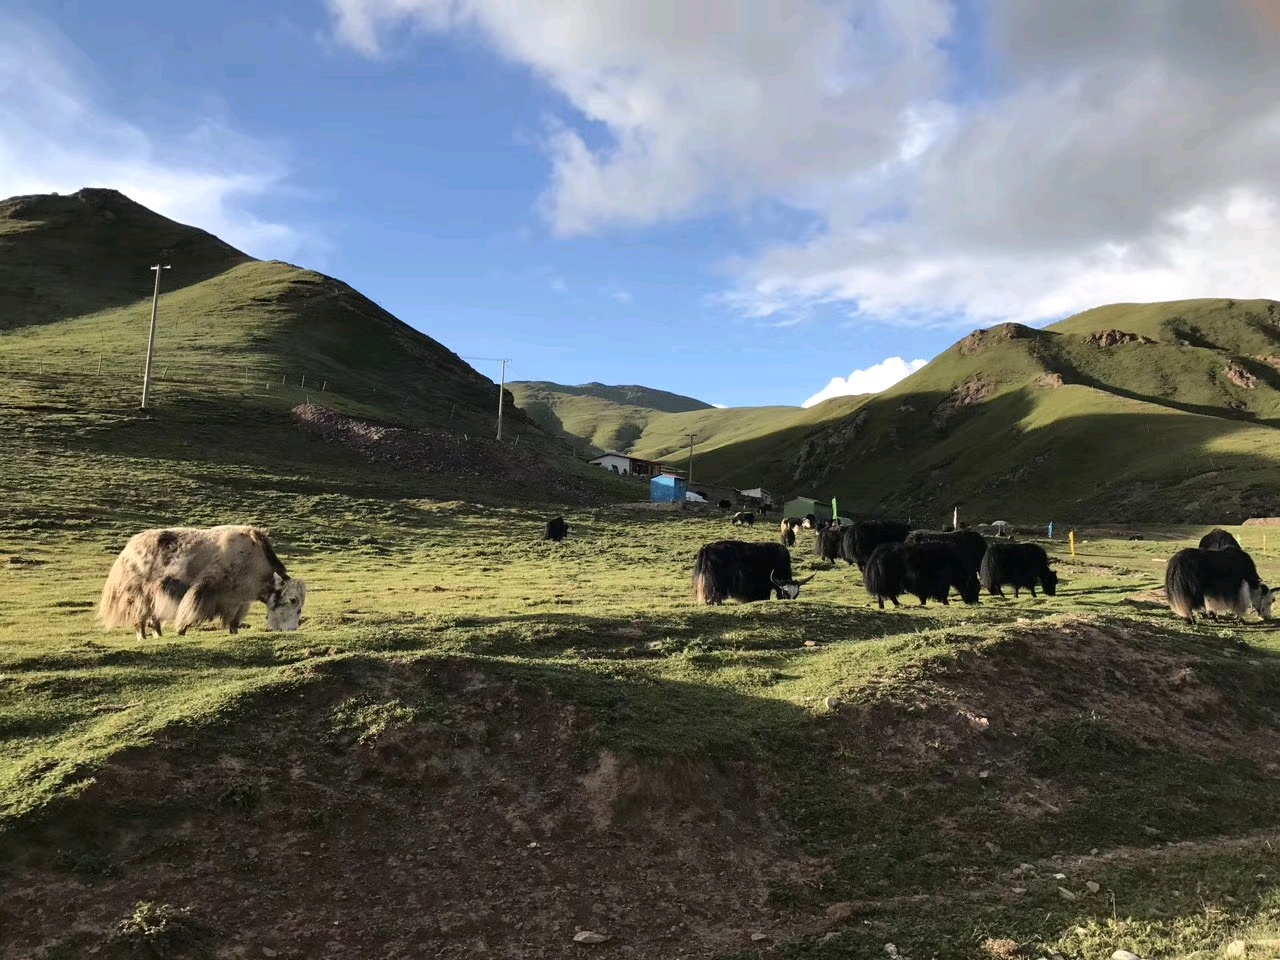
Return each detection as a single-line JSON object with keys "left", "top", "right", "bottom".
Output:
{"left": 0, "top": 16, "right": 306, "bottom": 260}
{"left": 330, "top": 0, "right": 1280, "bottom": 327}
{"left": 803, "top": 356, "right": 927, "bottom": 408}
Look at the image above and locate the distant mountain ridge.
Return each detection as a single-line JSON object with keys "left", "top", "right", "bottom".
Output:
{"left": 507, "top": 381, "right": 713, "bottom": 454}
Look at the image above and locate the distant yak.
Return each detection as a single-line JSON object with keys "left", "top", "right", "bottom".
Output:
{"left": 778, "top": 518, "right": 796, "bottom": 548}
{"left": 98, "top": 525, "right": 306, "bottom": 638}
{"left": 692, "top": 540, "right": 814, "bottom": 604}
{"left": 814, "top": 526, "right": 842, "bottom": 562}
{"left": 1165, "top": 546, "right": 1275, "bottom": 624}
{"left": 1198, "top": 528, "right": 1241, "bottom": 551}
{"left": 543, "top": 516, "right": 569, "bottom": 542}
{"left": 730, "top": 511, "right": 755, "bottom": 526}
{"left": 864, "top": 541, "right": 980, "bottom": 610}
{"left": 979, "top": 542, "right": 1057, "bottom": 599}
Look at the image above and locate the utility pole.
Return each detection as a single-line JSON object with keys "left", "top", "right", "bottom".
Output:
{"left": 140, "top": 263, "right": 170, "bottom": 410}
{"left": 495, "top": 358, "right": 511, "bottom": 440}
{"left": 685, "top": 432, "right": 698, "bottom": 484}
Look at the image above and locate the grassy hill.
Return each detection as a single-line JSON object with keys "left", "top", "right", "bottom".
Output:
{"left": 0, "top": 188, "right": 635, "bottom": 524}
{"left": 667, "top": 302, "right": 1280, "bottom": 523}
{"left": 507, "top": 380, "right": 714, "bottom": 454}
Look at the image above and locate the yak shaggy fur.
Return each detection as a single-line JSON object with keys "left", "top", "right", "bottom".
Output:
{"left": 98, "top": 525, "right": 306, "bottom": 638}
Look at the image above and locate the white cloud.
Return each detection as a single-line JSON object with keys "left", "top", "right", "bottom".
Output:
{"left": 330, "top": 0, "right": 1280, "bottom": 329}
{"left": 0, "top": 16, "right": 308, "bottom": 260}
{"left": 610, "top": 289, "right": 632, "bottom": 304}
{"left": 803, "top": 356, "right": 926, "bottom": 408}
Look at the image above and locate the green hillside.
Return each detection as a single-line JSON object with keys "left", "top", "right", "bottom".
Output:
{"left": 699, "top": 302, "right": 1280, "bottom": 523}
{"left": 507, "top": 380, "right": 714, "bottom": 454}
{"left": 0, "top": 188, "right": 633, "bottom": 520}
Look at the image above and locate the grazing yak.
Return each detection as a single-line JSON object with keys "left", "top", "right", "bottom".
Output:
{"left": 906, "top": 529, "right": 988, "bottom": 580}
{"left": 1199, "top": 528, "right": 1241, "bottom": 551}
{"left": 864, "top": 541, "right": 980, "bottom": 609}
{"left": 730, "top": 511, "right": 755, "bottom": 526}
{"left": 778, "top": 519, "right": 797, "bottom": 547}
{"left": 801, "top": 514, "right": 818, "bottom": 530}
{"left": 692, "top": 540, "right": 815, "bottom": 604}
{"left": 1165, "top": 546, "right": 1275, "bottom": 624}
{"left": 840, "top": 519, "right": 912, "bottom": 572}
{"left": 717, "top": 499, "right": 733, "bottom": 510}
{"left": 543, "top": 516, "right": 569, "bottom": 542}
{"left": 980, "top": 542, "right": 1057, "bottom": 598}
{"left": 814, "top": 526, "right": 843, "bottom": 562}
{"left": 98, "top": 525, "right": 306, "bottom": 638}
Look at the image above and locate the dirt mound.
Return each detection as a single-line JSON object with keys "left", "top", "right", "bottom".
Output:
{"left": 1036, "top": 372, "right": 1064, "bottom": 388}
{"left": 1083, "top": 329, "right": 1156, "bottom": 348}
{"left": 0, "top": 658, "right": 819, "bottom": 960}
{"left": 834, "top": 618, "right": 1280, "bottom": 777}
{"left": 293, "top": 404, "right": 603, "bottom": 504}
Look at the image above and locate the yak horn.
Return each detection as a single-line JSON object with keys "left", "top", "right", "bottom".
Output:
{"left": 770, "top": 570, "right": 783, "bottom": 585}
{"left": 796, "top": 574, "right": 816, "bottom": 585}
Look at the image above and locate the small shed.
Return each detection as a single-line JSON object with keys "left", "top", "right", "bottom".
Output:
{"left": 650, "top": 473, "right": 688, "bottom": 504}
{"left": 782, "top": 497, "right": 833, "bottom": 522}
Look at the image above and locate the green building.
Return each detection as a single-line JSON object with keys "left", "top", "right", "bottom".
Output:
{"left": 781, "top": 496, "right": 833, "bottom": 522}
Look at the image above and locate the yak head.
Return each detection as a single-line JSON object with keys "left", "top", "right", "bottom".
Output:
{"left": 1041, "top": 565, "right": 1059, "bottom": 597}
{"left": 1253, "top": 582, "right": 1277, "bottom": 619}
{"left": 770, "top": 570, "right": 815, "bottom": 600}
{"left": 264, "top": 573, "right": 308, "bottom": 630}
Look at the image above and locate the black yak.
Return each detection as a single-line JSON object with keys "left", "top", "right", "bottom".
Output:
{"left": 980, "top": 542, "right": 1057, "bottom": 598}
{"left": 1165, "top": 546, "right": 1275, "bottom": 624}
{"left": 692, "top": 540, "right": 814, "bottom": 604}
{"left": 1199, "top": 528, "right": 1241, "bottom": 551}
{"left": 814, "top": 526, "right": 842, "bottom": 562}
{"left": 906, "top": 529, "right": 988, "bottom": 579}
{"left": 840, "top": 519, "right": 912, "bottom": 571}
{"left": 801, "top": 513, "right": 817, "bottom": 529}
{"left": 543, "top": 516, "right": 569, "bottom": 542}
{"left": 864, "top": 541, "right": 980, "bottom": 609}
{"left": 730, "top": 511, "right": 755, "bottom": 526}
{"left": 717, "top": 499, "right": 732, "bottom": 510}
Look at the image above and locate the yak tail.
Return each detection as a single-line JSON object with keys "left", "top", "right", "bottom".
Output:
{"left": 693, "top": 570, "right": 710, "bottom": 604}
{"left": 1164, "top": 550, "right": 1200, "bottom": 622}
{"left": 97, "top": 553, "right": 140, "bottom": 630}
{"left": 692, "top": 546, "right": 719, "bottom": 604}
{"left": 249, "top": 528, "right": 288, "bottom": 580}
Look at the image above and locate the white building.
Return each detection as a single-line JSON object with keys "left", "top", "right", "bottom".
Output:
{"left": 588, "top": 452, "right": 666, "bottom": 478}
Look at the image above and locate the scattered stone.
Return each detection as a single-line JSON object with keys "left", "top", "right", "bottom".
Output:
{"left": 885, "top": 944, "right": 899, "bottom": 957}
{"left": 804, "top": 640, "right": 819, "bottom": 647}
{"left": 978, "top": 770, "right": 990, "bottom": 779}
{"left": 821, "top": 932, "right": 840, "bottom": 944}
{"left": 1090, "top": 848, "right": 1100, "bottom": 855}
{"left": 1224, "top": 940, "right": 1246, "bottom": 958}
{"left": 1141, "top": 826, "right": 1161, "bottom": 836}
{"left": 1053, "top": 873, "right": 1067, "bottom": 880}
{"left": 1011, "top": 887, "right": 1026, "bottom": 895}
{"left": 985, "top": 841, "right": 1001, "bottom": 855}
{"left": 263, "top": 950, "right": 278, "bottom": 958}
{"left": 1111, "top": 950, "right": 1142, "bottom": 960}
{"left": 824, "top": 696, "right": 841, "bottom": 711}
{"left": 1085, "top": 881, "right": 1100, "bottom": 894}
{"left": 573, "top": 931, "right": 610, "bottom": 945}
{"left": 750, "top": 933, "right": 769, "bottom": 942}
{"left": 1057, "top": 887, "right": 1076, "bottom": 901}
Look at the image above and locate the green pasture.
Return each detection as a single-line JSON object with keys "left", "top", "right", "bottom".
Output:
{"left": 5, "top": 502, "right": 1280, "bottom": 958}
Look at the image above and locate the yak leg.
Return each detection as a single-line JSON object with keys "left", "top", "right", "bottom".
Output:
{"left": 876, "top": 597, "right": 885, "bottom": 610}
{"left": 1028, "top": 585, "right": 1037, "bottom": 598}
{"left": 224, "top": 601, "right": 251, "bottom": 634}
{"left": 1012, "top": 586, "right": 1020, "bottom": 598}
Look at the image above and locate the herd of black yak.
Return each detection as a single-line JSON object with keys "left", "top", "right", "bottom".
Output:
{"left": 543, "top": 513, "right": 1274, "bottom": 625}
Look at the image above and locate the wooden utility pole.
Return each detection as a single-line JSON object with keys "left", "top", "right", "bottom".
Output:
{"left": 685, "top": 432, "right": 698, "bottom": 484}
{"left": 140, "top": 263, "right": 170, "bottom": 410}
{"left": 496, "top": 358, "right": 511, "bottom": 440}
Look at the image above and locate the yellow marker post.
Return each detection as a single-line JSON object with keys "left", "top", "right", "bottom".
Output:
{"left": 1264, "top": 534, "right": 1268, "bottom": 554}
{"left": 1069, "top": 530, "right": 1076, "bottom": 557}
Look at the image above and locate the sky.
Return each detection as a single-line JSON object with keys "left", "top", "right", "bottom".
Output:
{"left": 3, "top": 1, "right": 1280, "bottom": 408}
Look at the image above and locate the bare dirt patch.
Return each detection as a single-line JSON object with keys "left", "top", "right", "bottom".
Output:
{"left": 0, "top": 659, "right": 820, "bottom": 960}
{"left": 933, "top": 376, "right": 995, "bottom": 430}
{"left": 1082, "top": 330, "right": 1156, "bottom": 348}
{"left": 1036, "top": 372, "right": 1064, "bottom": 388}
{"left": 293, "top": 404, "right": 606, "bottom": 504}
{"left": 1225, "top": 362, "right": 1260, "bottom": 389}
{"left": 959, "top": 322, "right": 1039, "bottom": 355}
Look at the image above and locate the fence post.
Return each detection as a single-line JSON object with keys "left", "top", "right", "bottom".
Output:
{"left": 1069, "top": 530, "right": 1076, "bottom": 557}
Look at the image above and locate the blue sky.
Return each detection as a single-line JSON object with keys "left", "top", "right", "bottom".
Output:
{"left": 4, "top": 1, "right": 1279, "bottom": 408}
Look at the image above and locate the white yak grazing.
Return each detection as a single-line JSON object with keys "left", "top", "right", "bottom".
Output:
{"left": 98, "top": 525, "right": 306, "bottom": 638}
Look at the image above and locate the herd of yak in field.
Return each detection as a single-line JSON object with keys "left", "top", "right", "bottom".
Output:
{"left": 680, "top": 515, "right": 1275, "bottom": 628}
{"left": 89, "top": 512, "right": 1273, "bottom": 641}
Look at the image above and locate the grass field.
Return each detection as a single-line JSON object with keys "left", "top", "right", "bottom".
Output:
{"left": 6, "top": 498, "right": 1280, "bottom": 959}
